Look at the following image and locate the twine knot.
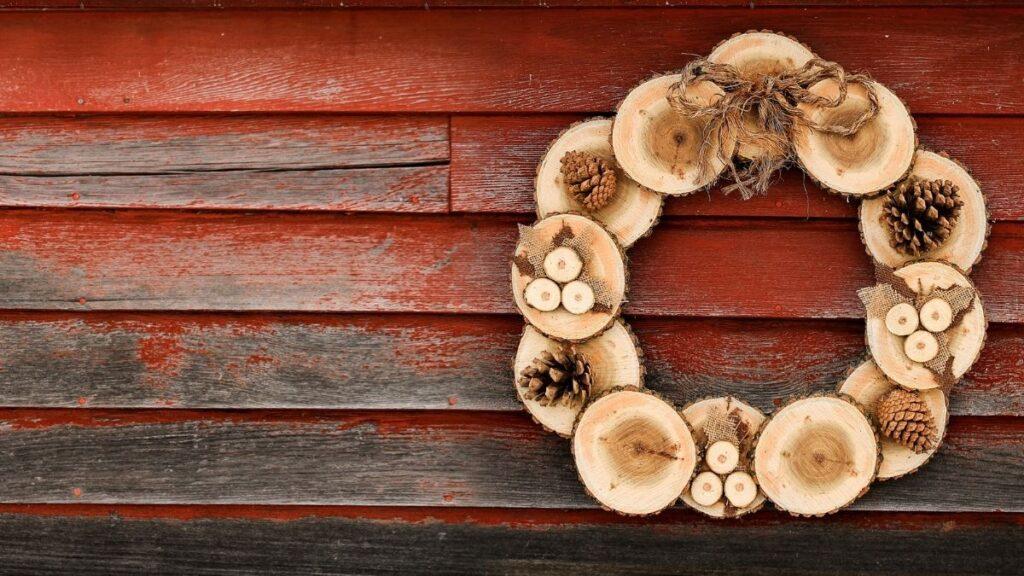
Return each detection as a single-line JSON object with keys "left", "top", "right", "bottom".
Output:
{"left": 668, "top": 57, "right": 879, "bottom": 199}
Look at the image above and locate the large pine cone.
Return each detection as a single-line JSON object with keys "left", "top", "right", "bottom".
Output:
{"left": 518, "top": 347, "right": 592, "bottom": 408}
{"left": 560, "top": 150, "right": 618, "bottom": 211}
{"left": 882, "top": 177, "right": 963, "bottom": 256}
{"left": 876, "top": 388, "right": 938, "bottom": 454}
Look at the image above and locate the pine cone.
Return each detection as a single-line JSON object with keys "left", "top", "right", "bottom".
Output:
{"left": 876, "top": 388, "right": 938, "bottom": 454}
{"left": 517, "top": 347, "right": 592, "bottom": 408}
{"left": 560, "top": 150, "right": 618, "bottom": 211}
{"left": 881, "top": 177, "right": 963, "bottom": 256}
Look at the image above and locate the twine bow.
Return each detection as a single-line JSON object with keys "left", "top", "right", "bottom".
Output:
{"left": 668, "top": 57, "right": 880, "bottom": 199}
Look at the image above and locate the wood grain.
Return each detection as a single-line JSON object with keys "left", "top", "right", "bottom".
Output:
{"left": 0, "top": 116, "right": 448, "bottom": 175}
{"left": 2, "top": 0, "right": 1016, "bottom": 8}
{"left": 0, "top": 211, "right": 1020, "bottom": 321}
{"left": 0, "top": 509, "right": 1018, "bottom": 575}
{"left": 0, "top": 313, "right": 512, "bottom": 410}
{"left": 0, "top": 410, "right": 1017, "bottom": 510}
{"left": 0, "top": 115, "right": 449, "bottom": 212}
{"left": 452, "top": 115, "right": 1024, "bottom": 219}
{"left": 0, "top": 313, "right": 1019, "bottom": 416}
{"left": 0, "top": 10, "right": 1021, "bottom": 113}
{"left": 0, "top": 166, "right": 448, "bottom": 212}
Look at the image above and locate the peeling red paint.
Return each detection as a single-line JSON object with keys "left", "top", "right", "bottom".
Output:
{"left": 0, "top": 408, "right": 557, "bottom": 443}
{"left": 0, "top": 503, "right": 1017, "bottom": 530}
{"left": 246, "top": 353, "right": 275, "bottom": 366}
{"left": 138, "top": 334, "right": 187, "bottom": 376}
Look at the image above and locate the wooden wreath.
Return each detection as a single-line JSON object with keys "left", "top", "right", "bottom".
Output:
{"left": 509, "top": 31, "right": 989, "bottom": 517}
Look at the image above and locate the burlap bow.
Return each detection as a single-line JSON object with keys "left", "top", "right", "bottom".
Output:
{"left": 668, "top": 57, "right": 879, "bottom": 199}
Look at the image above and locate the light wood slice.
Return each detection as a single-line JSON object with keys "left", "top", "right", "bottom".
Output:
{"left": 514, "top": 321, "right": 643, "bottom": 437}
{"left": 681, "top": 396, "right": 767, "bottom": 518}
{"left": 708, "top": 31, "right": 815, "bottom": 161}
{"left": 793, "top": 80, "right": 915, "bottom": 196}
{"left": 536, "top": 118, "right": 663, "bottom": 248}
{"left": 612, "top": 75, "right": 734, "bottom": 196}
{"left": 860, "top": 150, "right": 989, "bottom": 272}
{"left": 839, "top": 359, "right": 948, "bottom": 480}
{"left": 754, "top": 395, "right": 878, "bottom": 516}
{"left": 572, "top": 388, "right": 697, "bottom": 516}
{"left": 866, "top": 261, "right": 986, "bottom": 390}
{"left": 511, "top": 213, "right": 626, "bottom": 342}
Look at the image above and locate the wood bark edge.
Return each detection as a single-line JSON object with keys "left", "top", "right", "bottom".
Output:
{"left": 751, "top": 392, "right": 881, "bottom": 517}
{"left": 534, "top": 116, "right": 664, "bottom": 249}
{"left": 570, "top": 386, "right": 698, "bottom": 517}
{"left": 514, "top": 320, "right": 646, "bottom": 438}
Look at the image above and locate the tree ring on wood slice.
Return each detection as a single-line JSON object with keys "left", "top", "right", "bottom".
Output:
{"left": 793, "top": 80, "right": 915, "bottom": 197}
{"left": 839, "top": 359, "right": 948, "bottom": 480}
{"left": 860, "top": 150, "right": 989, "bottom": 273}
{"left": 866, "top": 261, "right": 985, "bottom": 390}
{"left": 572, "top": 387, "right": 697, "bottom": 516}
{"left": 753, "top": 395, "right": 878, "bottom": 516}
{"left": 680, "top": 396, "right": 766, "bottom": 518}
{"left": 536, "top": 118, "right": 663, "bottom": 248}
{"left": 514, "top": 321, "right": 643, "bottom": 437}
{"left": 612, "top": 75, "right": 734, "bottom": 196}
{"left": 512, "top": 213, "right": 626, "bottom": 342}
{"left": 708, "top": 31, "right": 815, "bottom": 161}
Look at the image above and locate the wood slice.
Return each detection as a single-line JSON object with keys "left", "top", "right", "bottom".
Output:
{"left": 680, "top": 396, "right": 767, "bottom": 518}
{"left": 535, "top": 118, "right": 663, "bottom": 248}
{"left": 514, "top": 321, "right": 643, "bottom": 437}
{"left": 753, "top": 395, "right": 879, "bottom": 516}
{"left": 612, "top": 75, "right": 734, "bottom": 196}
{"left": 839, "top": 359, "right": 948, "bottom": 480}
{"left": 707, "top": 31, "right": 815, "bottom": 161}
{"left": 793, "top": 80, "right": 915, "bottom": 197}
{"left": 860, "top": 150, "right": 989, "bottom": 273}
{"left": 866, "top": 261, "right": 986, "bottom": 390}
{"left": 511, "top": 213, "right": 626, "bottom": 342}
{"left": 572, "top": 387, "right": 697, "bottom": 516}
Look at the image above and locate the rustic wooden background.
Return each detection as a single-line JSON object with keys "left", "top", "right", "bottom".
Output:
{"left": 0, "top": 2, "right": 1021, "bottom": 574}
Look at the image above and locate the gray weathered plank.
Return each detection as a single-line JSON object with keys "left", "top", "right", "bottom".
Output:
{"left": 0, "top": 115, "right": 449, "bottom": 212}
{"left": 0, "top": 313, "right": 1019, "bottom": 416}
{"left": 0, "top": 166, "right": 448, "bottom": 212}
{"left": 0, "top": 115, "right": 448, "bottom": 174}
{"left": 0, "top": 412, "right": 1017, "bottom": 511}
{"left": 0, "top": 510, "right": 1019, "bottom": 575}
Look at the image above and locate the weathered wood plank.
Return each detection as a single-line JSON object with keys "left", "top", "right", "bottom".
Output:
{"left": 0, "top": 115, "right": 448, "bottom": 175}
{"left": 2, "top": 0, "right": 1016, "bottom": 8}
{"left": 0, "top": 212, "right": 1021, "bottom": 321}
{"left": 0, "top": 313, "right": 1019, "bottom": 416}
{"left": 0, "top": 10, "right": 1021, "bottom": 113}
{"left": 0, "top": 313, "right": 511, "bottom": 410}
{"left": 0, "top": 509, "right": 1018, "bottom": 576}
{"left": 0, "top": 411, "right": 1017, "bottom": 510}
{"left": 0, "top": 166, "right": 448, "bottom": 212}
{"left": 451, "top": 115, "right": 1024, "bottom": 220}
{"left": 0, "top": 115, "right": 449, "bottom": 212}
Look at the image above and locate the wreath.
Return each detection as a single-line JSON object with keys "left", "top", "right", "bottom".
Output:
{"left": 510, "top": 31, "right": 988, "bottom": 518}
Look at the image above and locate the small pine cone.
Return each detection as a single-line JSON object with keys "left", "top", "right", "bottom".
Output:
{"left": 517, "top": 347, "right": 592, "bottom": 409}
{"left": 881, "top": 177, "right": 964, "bottom": 256}
{"left": 560, "top": 150, "right": 618, "bottom": 211}
{"left": 875, "top": 388, "right": 938, "bottom": 454}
